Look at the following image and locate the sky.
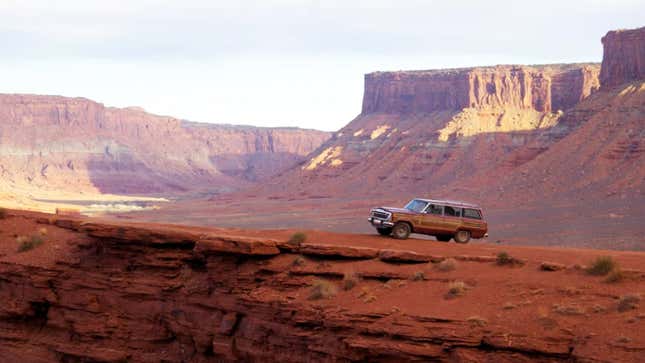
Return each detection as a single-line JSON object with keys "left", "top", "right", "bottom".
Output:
{"left": 0, "top": 1, "right": 643, "bottom": 131}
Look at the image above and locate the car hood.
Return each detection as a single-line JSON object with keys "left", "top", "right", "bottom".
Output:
{"left": 379, "top": 207, "right": 415, "bottom": 214}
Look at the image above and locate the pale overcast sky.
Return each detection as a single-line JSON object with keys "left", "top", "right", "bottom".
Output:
{"left": 0, "top": 1, "right": 643, "bottom": 131}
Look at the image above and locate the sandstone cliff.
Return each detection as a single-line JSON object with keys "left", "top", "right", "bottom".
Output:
{"left": 600, "top": 26, "right": 645, "bottom": 88}
{"left": 0, "top": 95, "right": 330, "bottom": 197}
{"left": 361, "top": 64, "right": 599, "bottom": 114}
{"left": 257, "top": 63, "right": 602, "bottom": 200}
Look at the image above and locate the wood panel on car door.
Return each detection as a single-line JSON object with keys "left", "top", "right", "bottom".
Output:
{"left": 418, "top": 204, "right": 448, "bottom": 234}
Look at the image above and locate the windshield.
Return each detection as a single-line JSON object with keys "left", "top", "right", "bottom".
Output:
{"left": 404, "top": 199, "right": 428, "bottom": 213}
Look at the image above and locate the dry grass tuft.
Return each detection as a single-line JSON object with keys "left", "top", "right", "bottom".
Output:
{"left": 591, "top": 304, "right": 607, "bottom": 313}
{"left": 437, "top": 258, "right": 457, "bottom": 272}
{"left": 466, "top": 316, "right": 488, "bottom": 327}
{"left": 288, "top": 232, "right": 307, "bottom": 246}
{"left": 446, "top": 281, "right": 467, "bottom": 298}
{"left": 552, "top": 304, "right": 585, "bottom": 316}
{"left": 291, "top": 256, "right": 305, "bottom": 267}
{"left": 308, "top": 279, "right": 337, "bottom": 300}
{"left": 38, "top": 227, "right": 48, "bottom": 236}
{"left": 616, "top": 336, "right": 632, "bottom": 344}
{"left": 363, "top": 294, "right": 377, "bottom": 303}
{"left": 496, "top": 251, "right": 524, "bottom": 266}
{"left": 503, "top": 302, "right": 517, "bottom": 310}
{"left": 605, "top": 269, "right": 625, "bottom": 283}
{"left": 342, "top": 271, "right": 360, "bottom": 291}
{"left": 411, "top": 271, "right": 425, "bottom": 281}
{"left": 17, "top": 234, "right": 45, "bottom": 253}
{"left": 617, "top": 294, "right": 640, "bottom": 312}
{"left": 586, "top": 256, "right": 617, "bottom": 276}
{"left": 539, "top": 261, "right": 565, "bottom": 271}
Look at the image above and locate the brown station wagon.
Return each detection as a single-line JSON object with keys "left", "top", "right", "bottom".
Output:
{"left": 368, "top": 198, "right": 488, "bottom": 243}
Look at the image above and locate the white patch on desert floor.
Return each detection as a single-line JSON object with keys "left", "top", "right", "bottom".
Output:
{"left": 370, "top": 125, "right": 391, "bottom": 139}
{"left": 353, "top": 129, "right": 364, "bottom": 137}
{"left": 303, "top": 146, "right": 344, "bottom": 170}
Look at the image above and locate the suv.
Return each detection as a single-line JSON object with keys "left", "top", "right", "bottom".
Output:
{"left": 368, "top": 198, "right": 488, "bottom": 243}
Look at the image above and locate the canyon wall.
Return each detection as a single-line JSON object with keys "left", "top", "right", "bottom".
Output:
{"left": 0, "top": 95, "right": 330, "bottom": 195}
{"left": 361, "top": 64, "right": 600, "bottom": 114}
{"left": 600, "top": 26, "right": 645, "bottom": 88}
{"left": 3, "top": 213, "right": 643, "bottom": 362}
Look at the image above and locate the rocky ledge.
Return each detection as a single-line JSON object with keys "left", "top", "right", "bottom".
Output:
{"left": 1, "top": 211, "right": 644, "bottom": 362}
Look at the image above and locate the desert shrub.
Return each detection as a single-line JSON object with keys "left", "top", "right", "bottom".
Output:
{"left": 496, "top": 251, "right": 511, "bottom": 265}
{"left": 38, "top": 227, "right": 48, "bottom": 236}
{"left": 539, "top": 261, "right": 565, "bottom": 271}
{"left": 605, "top": 269, "right": 625, "bottom": 283}
{"left": 17, "top": 234, "right": 45, "bottom": 253}
{"left": 586, "top": 256, "right": 617, "bottom": 276}
{"left": 503, "top": 302, "right": 517, "bottom": 310}
{"left": 552, "top": 304, "right": 585, "bottom": 316}
{"left": 496, "top": 251, "right": 523, "bottom": 266}
{"left": 288, "top": 232, "right": 307, "bottom": 246}
{"left": 342, "top": 271, "right": 360, "bottom": 291}
{"left": 412, "top": 271, "right": 425, "bottom": 281}
{"left": 466, "top": 316, "right": 488, "bottom": 327}
{"left": 356, "top": 286, "right": 377, "bottom": 302}
{"left": 617, "top": 294, "right": 641, "bottom": 312}
{"left": 616, "top": 336, "right": 632, "bottom": 344}
{"left": 437, "top": 258, "right": 457, "bottom": 272}
{"left": 308, "top": 279, "right": 337, "bottom": 300}
{"left": 446, "top": 281, "right": 467, "bottom": 298}
{"left": 0, "top": 207, "right": 7, "bottom": 219}
{"left": 591, "top": 304, "right": 607, "bottom": 313}
{"left": 363, "top": 294, "right": 377, "bottom": 303}
{"left": 291, "top": 256, "right": 305, "bottom": 267}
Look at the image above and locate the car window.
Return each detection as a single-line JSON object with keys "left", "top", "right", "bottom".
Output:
{"left": 444, "top": 206, "right": 461, "bottom": 217}
{"left": 463, "top": 208, "right": 482, "bottom": 219}
{"left": 404, "top": 199, "right": 429, "bottom": 213}
{"left": 426, "top": 204, "right": 443, "bottom": 215}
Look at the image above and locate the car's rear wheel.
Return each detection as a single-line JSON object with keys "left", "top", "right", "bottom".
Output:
{"left": 436, "top": 235, "right": 451, "bottom": 242}
{"left": 377, "top": 227, "right": 392, "bottom": 236}
{"left": 454, "top": 230, "right": 471, "bottom": 244}
{"left": 392, "top": 222, "right": 411, "bottom": 240}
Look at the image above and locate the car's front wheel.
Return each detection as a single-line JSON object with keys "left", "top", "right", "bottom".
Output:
{"left": 454, "top": 230, "right": 471, "bottom": 244}
{"left": 377, "top": 227, "right": 392, "bottom": 236}
{"left": 392, "top": 222, "right": 411, "bottom": 240}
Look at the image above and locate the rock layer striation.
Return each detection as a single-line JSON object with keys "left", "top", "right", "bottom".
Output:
{"left": 361, "top": 64, "right": 600, "bottom": 114}
{"left": 2, "top": 212, "right": 644, "bottom": 362}
{"left": 0, "top": 95, "right": 330, "bottom": 195}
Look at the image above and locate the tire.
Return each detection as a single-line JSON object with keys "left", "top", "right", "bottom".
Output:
{"left": 392, "top": 222, "right": 411, "bottom": 240}
{"left": 377, "top": 227, "right": 392, "bottom": 236}
{"left": 454, "top": 230, "right": 471, "bottom": 244}
{"left": 436, "top": 235, "right": 451, "bottom": 242}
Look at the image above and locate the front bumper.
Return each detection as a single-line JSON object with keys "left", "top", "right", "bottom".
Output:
{"left": 368, "top": 217, "right": 394, "bottom": 228}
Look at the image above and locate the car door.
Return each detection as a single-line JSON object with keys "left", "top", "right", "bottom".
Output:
{"left": 419, "top": 204, "right": 446, "bottom": 234}
{"left": 441, "top": 206, "right": 463, "bottom": 234}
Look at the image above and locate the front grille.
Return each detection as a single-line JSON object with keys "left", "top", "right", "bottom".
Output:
{"left": 372, "top": 211, "right": 390, "bottom": 220}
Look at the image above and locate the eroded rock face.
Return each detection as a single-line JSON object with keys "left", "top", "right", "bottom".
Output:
{"left": 2, "top": 214, "right": 644, "bottom": 362}
{"left": 0, "top": 95, "right": 330, "bottom": 194}
{"left": 361, "top": 64, "right": 600, "bottom": 114}
{"left": 600, "top": 26, "right": 645, "bottom": 88}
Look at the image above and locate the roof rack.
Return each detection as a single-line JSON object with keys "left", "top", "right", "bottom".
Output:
{"left": 416, "top": 198, "right": 480, "bottom": 208}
